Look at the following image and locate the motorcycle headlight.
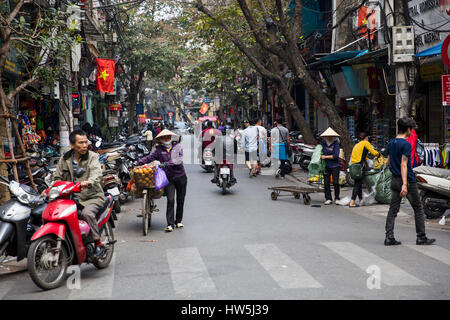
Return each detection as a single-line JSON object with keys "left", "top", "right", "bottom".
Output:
{"left": 17, "top": 192, "right": 31, "bottom": 205}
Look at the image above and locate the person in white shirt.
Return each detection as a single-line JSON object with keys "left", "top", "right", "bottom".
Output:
{"left": 269, "top": 118, "right": 290, "bottom": 179}
{"left": 241, "top": 119, "right": 258, "bottom": 178}
{"left": 255, "top": 118, "right": 268, "bottom": 174}
{"left": 143, "top": 126, "right": 154, "bottom": 151}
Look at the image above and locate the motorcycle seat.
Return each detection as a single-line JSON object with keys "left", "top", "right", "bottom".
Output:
{"left": 96, "top": 195, "right": 114, "bottom": 220}
{"left": 31, "top": 202, "right": 47, "bottom": 217}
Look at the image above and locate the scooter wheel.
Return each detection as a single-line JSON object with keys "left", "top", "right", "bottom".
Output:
{"left": 27, "top": 235, "right": 68, "bottom": 290}
{"left": 113, "top": 201, "right": 121, "bottom": 213}
{"left": 271, "top": 192, "right": 278, "bottom": 201}
{"left": 94, "top": 222, "right": 115, "bottom": 269}
{"left": 422, "top": 193, "right": 446, "bottom": 219}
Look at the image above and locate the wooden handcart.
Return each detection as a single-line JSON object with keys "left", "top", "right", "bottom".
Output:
{"left": 268, "top": 185, "right": 324, "bottom": 205}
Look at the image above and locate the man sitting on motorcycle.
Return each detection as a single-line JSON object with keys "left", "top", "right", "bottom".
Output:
{"left": 52, "top": 129, "right": 106, "bottom": 258}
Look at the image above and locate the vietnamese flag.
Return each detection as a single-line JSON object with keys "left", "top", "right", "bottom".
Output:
{"left": 199, "top": 102, "right": 209, "bottom": 115}
{"left": 357, "top": 6, "right": 376, "bottom": 40}
{"left": 96, "top": 58, "right": 115, "bottom": 93}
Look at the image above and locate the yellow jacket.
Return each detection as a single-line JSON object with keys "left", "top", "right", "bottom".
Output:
{"left": 350, "top": 140, "right": 379, "bottom": 164}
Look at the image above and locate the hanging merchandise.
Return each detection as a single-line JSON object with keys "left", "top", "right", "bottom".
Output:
{"left": 20, "top": 113, "right": 42, "bottom": 150}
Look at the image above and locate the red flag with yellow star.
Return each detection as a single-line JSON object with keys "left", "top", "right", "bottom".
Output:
{"left": 96, "top": 58, "right": 115, "bottom": 93}
{"left": 199, "top": 102, "right": 209, "bottom": 115}
{"left": 357, "top": 6, "right": 376, "bottom": 40}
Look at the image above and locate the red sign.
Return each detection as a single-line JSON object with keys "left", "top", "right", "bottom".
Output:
{"left": 109, "top": 104, "right": 121, "bottom": 111}
{"left": 138, "top": 114, "right": 146, "bottom": 123}
{"left": 168, "top": 112, "right": 174, "bottom": 117}
{"left": 442, "top": 75, "right": 450, "bottom": 106}
{"left": 442, "top": 35, "right": 450, "bottom": 69}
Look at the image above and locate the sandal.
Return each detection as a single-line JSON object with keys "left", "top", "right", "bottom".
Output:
{"left": 349, "top": 204, "right": 360, "bottom": 208}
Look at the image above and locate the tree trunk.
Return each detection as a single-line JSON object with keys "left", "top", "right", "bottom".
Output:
{"left": 0, "top": 117, "right": 10, "bottom": 205}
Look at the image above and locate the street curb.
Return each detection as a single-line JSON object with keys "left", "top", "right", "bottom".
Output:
{"left": 0, "top": 258, "right": 27, "bottom": 276}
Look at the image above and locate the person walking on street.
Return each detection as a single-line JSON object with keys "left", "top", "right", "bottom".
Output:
{"left": 269, "top": 118, "right": 290, "bottom": 179}
{"left": 136, "top": 129, "right": 187, "bottom": 233}
{"left": 384, "top": 117, "right": 436, "bottom": 246}
{"left": 320, "top": 127, "right": 341, "bottom": 205}
{"left": 143, "top": 124, "right": 154, "bottom": 151}
{"left": 255, "top": 118, "right": 267, "bottom": 175}
{"left": 349, "top": 132, "right": 380, "bottom": 207}
{"left": 242, "top": 119, "right": 259, "bottom": 177}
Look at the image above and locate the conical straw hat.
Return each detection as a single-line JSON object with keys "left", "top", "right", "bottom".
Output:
{"left": 155, "top": 129, "right": 178, "bottom": 140}
{"left": 320, "top": 127, "right": 340, "bottom": 137}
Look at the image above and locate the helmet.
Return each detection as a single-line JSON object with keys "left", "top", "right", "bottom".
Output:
{"left": 145, "top": 119, "right": 151, "bottom": 124}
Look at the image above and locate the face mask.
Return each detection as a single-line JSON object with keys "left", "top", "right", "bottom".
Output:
{"left": 162, "top": 141, "right": 172, "bottom": 147}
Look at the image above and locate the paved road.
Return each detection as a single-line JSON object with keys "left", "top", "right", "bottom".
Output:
{"left": 1, "top": 157, "right": 449, "bottom": 300}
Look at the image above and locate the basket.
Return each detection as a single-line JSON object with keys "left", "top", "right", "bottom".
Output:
{"left": 133, "top": 167, "right": 156, "bottom": 190}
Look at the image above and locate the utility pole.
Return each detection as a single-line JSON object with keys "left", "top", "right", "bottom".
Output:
{"left": 394, "top": 0, "right": 411, "bottom": 121}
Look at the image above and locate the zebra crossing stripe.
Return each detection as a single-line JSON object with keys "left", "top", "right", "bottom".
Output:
{"left": 167, "top": 247, "right": 216, "bottom": 295}
{"left": 68, "top": 254, "right": 116, "bottom": 300}
{"left": 406, "top": 245, "right": 450, "bottom": 266}
{"left": 323, "top": 242, "right": 429, "bottom": 286}
{"left": 245, "top": 243, "right": 322, "bottom": 289}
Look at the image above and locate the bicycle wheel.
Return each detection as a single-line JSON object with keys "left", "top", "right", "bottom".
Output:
{"left": 142, "top": 191, "right": 149, "bottom": 236}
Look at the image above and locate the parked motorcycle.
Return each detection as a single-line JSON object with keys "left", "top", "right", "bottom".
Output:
{"left": 0, "top": 175, "right": 45, "bottom": 263}
{"left": 414, "top": 166, "right": 450, "bottom": 220}
{"left": 27, "top": 167, "right": 116, "bottom": 290}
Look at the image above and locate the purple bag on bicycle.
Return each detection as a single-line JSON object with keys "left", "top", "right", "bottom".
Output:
{"left": 154, "top": 167, "right": 169, "bottom": 191}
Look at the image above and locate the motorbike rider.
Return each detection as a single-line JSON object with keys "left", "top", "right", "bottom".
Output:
{"left": 52, "top": 129, "right": 106, "bottom": 258}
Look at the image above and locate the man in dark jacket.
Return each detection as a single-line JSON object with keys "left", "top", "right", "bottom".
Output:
{"left": 320, "top": 127, "right": 341, "bottom": 205}
{"left": 136, "top": 129, "right": 187, "bottom": 232}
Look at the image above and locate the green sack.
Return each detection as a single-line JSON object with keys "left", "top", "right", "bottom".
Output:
{"left": 375, "top": 167, "right": 393, "bottom": 204}
{"left": 363, "top": 171, "right": 381, "bottom": 190}
{"left": 349, "top": 163, "right": 363, "bottom": 180}
{"left": 308, "top": 145, "right": 326, "bottom": 177}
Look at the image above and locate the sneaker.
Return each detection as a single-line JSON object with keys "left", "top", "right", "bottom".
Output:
{"left": 324, "top": 200, "right": 333, "bottom": 205}
{"left": 416, "top": 237, "right": 436, "bottom": 245}
{"left": 176, "top": 223, "right": 184, "bottom": 228}
{"left": 165, "top": 225, "right": 174, "bottom": 232}
{"left": 384, "top": 238, "right": 402, "bottom": 246}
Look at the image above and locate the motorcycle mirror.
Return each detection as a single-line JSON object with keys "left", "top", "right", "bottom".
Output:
{"left": 75, "top": 167, "right": 86, "bottom": 178}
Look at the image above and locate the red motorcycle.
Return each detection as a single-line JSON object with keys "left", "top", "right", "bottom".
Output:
{"left": 27, "top": 168, "right": 116, "bottom": 290}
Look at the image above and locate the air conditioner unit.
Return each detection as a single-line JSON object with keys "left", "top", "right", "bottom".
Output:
{"left": 392, "top": 26, "right": 415, "bottom": 63}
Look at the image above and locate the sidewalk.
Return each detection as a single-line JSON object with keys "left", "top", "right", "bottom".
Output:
{"left": 0, "top": 258, "right": 27, "bottom": 276}
{"left": 282, "top": 167, "right": 450, "bottom": 232}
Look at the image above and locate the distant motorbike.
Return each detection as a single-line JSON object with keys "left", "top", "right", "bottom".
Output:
{"left": 0, "top": 175, "right": 45, "bottom": 264}
{"left": 414, "top": 166, "right": 450, "bottom": 221}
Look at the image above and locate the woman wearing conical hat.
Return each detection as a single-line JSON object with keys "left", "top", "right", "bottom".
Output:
{"left": 136, "top": 129, "right": 187, "bottom": 232}
{"left": 320, "top": 127, "right": 341, "bottom": 205}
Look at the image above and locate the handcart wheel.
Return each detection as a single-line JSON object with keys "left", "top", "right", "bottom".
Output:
{"left": 271, "top": 191, "right": 278, "bottom": 201}
{"left": 303, "top": 194, "right": 311, "bottom": 205}
{"left": 148, "top": 197, "right": 153, "bottom": 228}
{"left": 294, "top": 193, "right": 301, "bottom": 199}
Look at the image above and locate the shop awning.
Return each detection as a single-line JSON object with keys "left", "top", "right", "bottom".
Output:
{"left": 307, "top": 50, "right": 365, "bottom": 69}
{"left": 415, "top": 42, "right": 443, "bottom": 57}
{"left": 335, "top": 47, "right": 388, "bottom": 66}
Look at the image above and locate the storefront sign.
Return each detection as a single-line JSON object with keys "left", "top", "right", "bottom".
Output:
{"left": 420, "top": 62, "right": 444, "bottom": 82}
{"left": 442, "top": 75, "right": 450, "bottom": 106}
{"left": 408, "top": 0, "right": 450, "bottom": 50}
{"left": 109, "top": 104, "right": 121, "bottom": 111}
{"left": 168, "top": 112, "right": 173, "bottom": 118}
{"left": 138, "top": 114, "right": 146, "bottom": 123}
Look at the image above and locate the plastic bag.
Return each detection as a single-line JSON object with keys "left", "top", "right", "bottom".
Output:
{"left": 154, "top": 167, "right": 169, "bottom": 191}
{"left": 375, "top": 167, "right": 392, "bottom": 204}
{"left": 361, "top": 191, "right": 376, "bottom": 206}
{"left": 336, "top": 196, "right": 351, "bottom": 206}
{"left": 308, "top": 145, "right": 325, "bottom": 177}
